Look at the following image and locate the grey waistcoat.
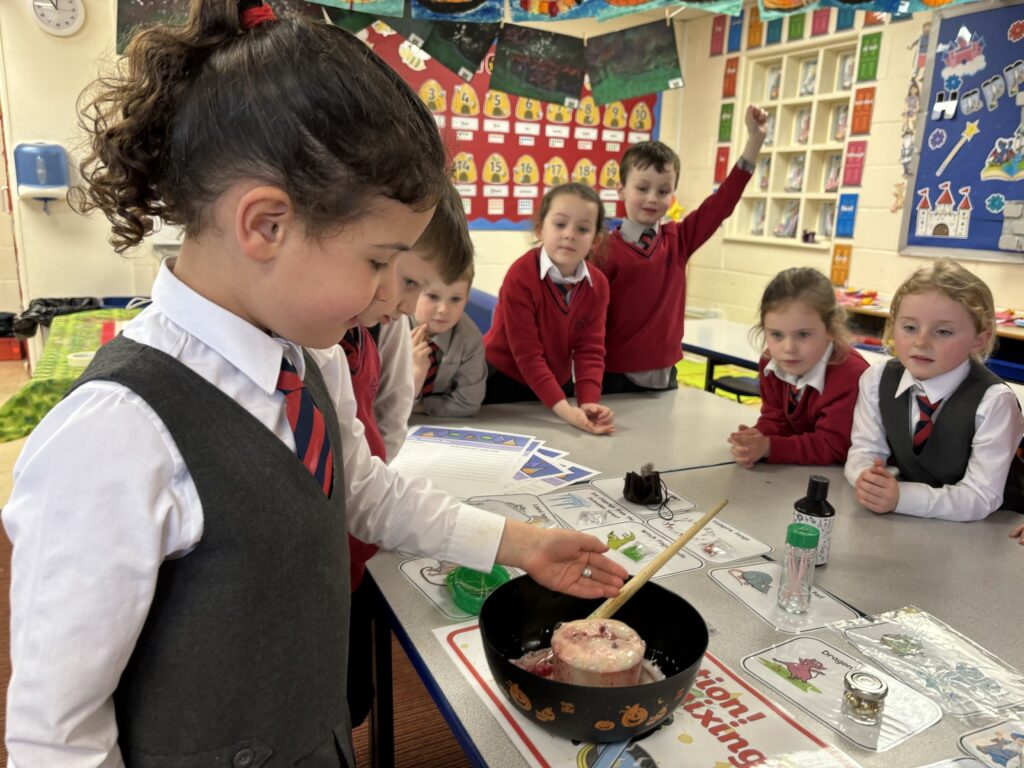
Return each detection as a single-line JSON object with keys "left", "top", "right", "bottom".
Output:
{"left": 879, "top": 358, "right": 1024, "bottom": 511}
{"left": 70, "top": 335, "right": 354, "bottom": 768}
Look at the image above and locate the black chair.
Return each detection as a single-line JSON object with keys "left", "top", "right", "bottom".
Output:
{"left": 711, "top": 374, "right": 761, "bottom": 402}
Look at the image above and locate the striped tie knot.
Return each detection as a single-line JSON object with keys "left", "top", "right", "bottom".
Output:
{"left": 912, "top": 393, "right": 942, "bottom": 453}
{"left": 638, "top": 227, "right": 656, "bottom": 250}
{"left": 277, "top": 357, "right": 334, "bottom": 496}
{"left": 420, "top": 341, "right": 441, "bottom": 398}
{"left": 787, "top": 383, "right": 801, "bottom": 414}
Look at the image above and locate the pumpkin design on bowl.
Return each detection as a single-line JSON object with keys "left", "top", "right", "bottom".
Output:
{"left": 560, "top": 701, "right": 575, "bottom": 714}
{"left": 535, "top": 707, "right": 555, "bottom": 722}
{"left": 620, "top": 703, "right": 649, "bottom": 728}
{"left": 507, "top": 681, "right": 531, "bottom": 711}
{"left": 594, "top": 720, "right": 616, "bottom": 731}
{"left": 646, "top": 700, "right": 668, "bottom": 725}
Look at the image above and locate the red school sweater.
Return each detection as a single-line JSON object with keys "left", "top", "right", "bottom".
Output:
{"left": 343, "top": 325, "right": 384, "bottom": 590}
{"left": 484, "top": 248, "right": 610, "bottom": 408}
{"left": 600, "top": 165, "right": 752, "bottom": 373}
{"left": 755, "top": 348, "right": 869, "bottom": 465}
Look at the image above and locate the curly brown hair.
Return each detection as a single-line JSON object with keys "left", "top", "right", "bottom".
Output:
{"left": 72, "top": 0, "right": 448, "bottom": 253}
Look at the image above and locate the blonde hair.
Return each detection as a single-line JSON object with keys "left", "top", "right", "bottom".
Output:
{"left": 884, "top": 258, "right": 996, "bottom": 359}
{"left": 753, "top": 268, "right": 850, "bottom": 360}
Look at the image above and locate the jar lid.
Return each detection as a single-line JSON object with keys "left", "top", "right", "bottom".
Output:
{"left": 446, "top": 565, "right": 510, "bottom": 615}
{"left": 844, "top": 670, "right": 888, "bottom": 701}
{"left": 786, "top": 522, "right": 820, "bottom": 549}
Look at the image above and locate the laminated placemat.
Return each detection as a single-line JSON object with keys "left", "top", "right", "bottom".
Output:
{"left": 741, "top": 636, "right": 942, "bottom": 752}
{"left": 833, "top": 607, "right": 1024, "bottom": 720}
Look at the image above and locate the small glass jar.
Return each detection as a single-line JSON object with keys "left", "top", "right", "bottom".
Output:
{"left": 777, "top": 523, "right": 819, "bottom": 614}
{"left": 842, "top": 670, "right": 888, "bottom": 726}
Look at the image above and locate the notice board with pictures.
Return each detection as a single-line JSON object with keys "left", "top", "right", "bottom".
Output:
{"left": 900, "top": 0, "right": 1024, "bottom": 262}
{"left": 366, "top": 22, "right": 662, "bottom": 230}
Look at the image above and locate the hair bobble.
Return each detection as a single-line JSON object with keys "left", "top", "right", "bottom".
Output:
{"left": 240, "top": 1, "right": 277, "bottom": 30}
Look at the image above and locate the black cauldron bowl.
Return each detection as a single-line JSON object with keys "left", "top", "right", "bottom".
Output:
{"left": 479, "top": 575, "right": 708, "bottom": 743}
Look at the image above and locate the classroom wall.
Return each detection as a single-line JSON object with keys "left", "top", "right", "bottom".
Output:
{"left": 7, "top": 3, "right": 1018, "bottom": 331}
{"left": 678, "top": 8, "right": 1024, "bottom": 324}
{"left": 0, "top": 3, "right": 680, "bottom": 312}
{"left": 468, "top": 16, "right": 686, "bottom": 295}
{"left": 0, "top": 1, "right": 160, "bottom": 321}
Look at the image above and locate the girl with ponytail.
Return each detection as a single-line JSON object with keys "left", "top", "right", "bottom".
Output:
{"left": 3, "top": 2, "right": 627, "bottom": 765}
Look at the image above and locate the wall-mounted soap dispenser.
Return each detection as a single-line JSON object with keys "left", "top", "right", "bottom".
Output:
{"left": 14, "top": 143, "right": 70, "bottom": 214}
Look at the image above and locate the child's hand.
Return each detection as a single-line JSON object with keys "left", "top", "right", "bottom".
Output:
{"left": 855, "top": 458, "right": 900, "bottom": 514}
{"left": 497, "top": 520, "right": 627, "bottom": 599}
{"left": 745, "top": 105, "right": 769, "bottom": 142}
{"left": 580, "top": 402, "right": 615, "bottom": 431}
{"left": 728, "top": 424, "right": 770, "bottom": 469}
{"left": 553, "top": 400, "right": 615, "bottom": 435}
{"left": 1010, "top": 524, "right": 1024, "bottom": 545}
{"left": 410, "top": 323, "right": 432, "bottom": 393}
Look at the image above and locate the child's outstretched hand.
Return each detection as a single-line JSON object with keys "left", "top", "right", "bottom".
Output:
{"left": 553, "top": 400, "right": 615, "bottom": 435}
{"left": 728, "top": 424, "right": 769, "bottom": 468}
{"left": 855, "top": 458, "right": 900, "bottom": 514}
{"left": 580, "top": 402, "right": 615, "bottom": 431}
{"left": 1010, "top": 524, "right": 1024, "bottom": 546}
{"left": 410, "top": 323, "right": 432, "bottom": 394}
{"left": 496, "top": 520, "right": 627, "bottom": 599}
{"left": 745, "top": 105, "right": 769, "bottom": 143}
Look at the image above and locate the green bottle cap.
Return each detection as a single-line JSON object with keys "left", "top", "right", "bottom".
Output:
{"left": 786, "top": 522, "right": 820, "bottom": 549}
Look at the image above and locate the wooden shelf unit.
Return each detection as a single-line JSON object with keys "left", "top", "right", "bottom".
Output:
{"left": 727, "top": 34, "right": 859, "bottom": 249}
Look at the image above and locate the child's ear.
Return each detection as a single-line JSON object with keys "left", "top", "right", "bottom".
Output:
{"left": 972, "top": 328, "right": 993, "bottom": 357}
{"left": 616, "top": 184, "right": 624, "bottom": 201}
{"left": 236, "top": 186, "right": 294, "bottom": 263}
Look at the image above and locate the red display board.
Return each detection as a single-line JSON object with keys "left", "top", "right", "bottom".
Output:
{"left": 366, "top": 24, "right": 661, "bottom": 229}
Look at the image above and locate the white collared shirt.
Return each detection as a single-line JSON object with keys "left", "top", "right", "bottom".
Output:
{"left": 844, "top": 358, "right": 1024, "bottom": 521}
{"left": 764, "top": 342, "right": 834, "bottom": 395}
{"left": 372, "top": 317, "right": 415, "bottom": 462}
{"left": 538, "top": 247, "right": 592, "bottom": 287}
{"left": 2, "top": 261, "right": 504, "bottom": 767}
{"left": 618, "top": 218, "right": 659, "bottom": 245}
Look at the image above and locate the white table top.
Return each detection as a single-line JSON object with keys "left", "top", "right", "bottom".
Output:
{"left": 411, "top": 386, "right": 752, "bottom": 474}
{"left": 369, "top": 459, "right": 1024, "bottom": 768}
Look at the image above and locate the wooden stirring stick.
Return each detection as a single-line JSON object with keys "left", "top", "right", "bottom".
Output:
{"left": 588, "top": 499, "right": 728, "bottom": 621}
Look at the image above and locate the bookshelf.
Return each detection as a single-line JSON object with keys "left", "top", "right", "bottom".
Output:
{"left": 728, "top": 34, "right": 860, "bottom": 250}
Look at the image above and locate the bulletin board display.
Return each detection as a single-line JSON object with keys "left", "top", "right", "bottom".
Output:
{"left": 365, "top": 23, "right": 661, "bottom": 230}
{"left": 899, "top": 0, "right": 1024, "bottom": 262}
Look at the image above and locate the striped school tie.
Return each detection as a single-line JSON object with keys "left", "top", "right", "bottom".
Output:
{"left": 638, "top": 227, "right": 656, "bottom": 250}
{"left": 787, "top": 384, "right": 801, "bottom": 414}
{"left": 419, "top": 341, "right": 441, "bottom": 398}
{"left": 277, "top": 357, "right": 334, "bottom": 496}
{"left": 340, "top": 327, "right": 360, "bottom": 372}
{"left": 912, "top": 394, "right": 942, "bottom": 454}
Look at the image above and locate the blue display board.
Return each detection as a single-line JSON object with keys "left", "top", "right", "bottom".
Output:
{"left": 900, "top": 0, "right": 1024, "bottom": 261}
